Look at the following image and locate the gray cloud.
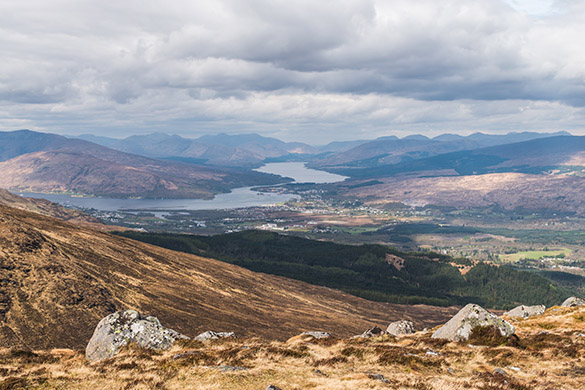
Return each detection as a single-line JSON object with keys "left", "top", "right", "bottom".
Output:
{"left": 0, "top": 0, "right": 584, "bottom": 142}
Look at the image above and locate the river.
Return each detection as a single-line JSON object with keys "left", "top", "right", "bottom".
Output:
{"left": 19, "top": 162, "right": 347, "bottom": 212}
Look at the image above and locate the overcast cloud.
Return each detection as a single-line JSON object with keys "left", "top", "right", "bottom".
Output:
{"left": 0, "top": 0, "right": 584, "bottom": 142}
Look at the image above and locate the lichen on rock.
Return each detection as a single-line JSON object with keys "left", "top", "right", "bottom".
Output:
{"left": 432, "top": 303, "right": 515, "bottom": 342}
{"left": 85, "top": 309, "right": 189, "bottom": 361}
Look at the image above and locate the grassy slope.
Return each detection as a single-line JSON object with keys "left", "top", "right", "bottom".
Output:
{"left": 0, "top": 204, "right": 456, "bottom": 350}
{"left": 4, "top": 305, "right": 585, "bottom": 389}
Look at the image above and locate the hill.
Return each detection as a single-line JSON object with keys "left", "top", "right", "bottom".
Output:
{"left": 0, "top": 130, "right": 285, "bottom": 198}
{"left": 0, "top": 204, "right": 456, "bottom": 350}
{"left": 116, "top": 230, "right": 575, "bottom": 309}
{"left": 0, "top": 188, "right": 115, "bottom": 230}
{"left": 342, "top": 172, "right": 585, "bottom": 215}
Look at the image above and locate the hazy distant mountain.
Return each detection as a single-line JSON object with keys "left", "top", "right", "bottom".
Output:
{"left": 76, "top": 132, "right": 318, "bottom": 167}
{"left": 310, "top": 131, "right": 571, "bottom": 169}
{"left": 332, "top": 135, "right": 585, "bottom": 178}
{"left": 0, "top": 130, "right": 284, "bottom": 198}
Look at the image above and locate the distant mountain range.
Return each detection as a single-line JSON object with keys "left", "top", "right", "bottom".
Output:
{"left": 76, "top": 132, "right": 320, "bottom": 168}
{"left": 308, "top": 131, "right": 572, "bottom": 170}
{"left": 327, "top": 135, "right": 585, "bottom": 178}
{"left": 0, "top": 130, "right": 284, "bottom": 198}
{"left": 75, "top": 130, "right": 572, "bottom": 171}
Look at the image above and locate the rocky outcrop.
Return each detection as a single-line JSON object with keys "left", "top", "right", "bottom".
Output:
{"left": 386, "top": 320, "right": 415, "bottom": 336}
{"left": 301, "top": 331, "right": 331, "bottom": 339}
{"left": 194, "top": 331, "right": 236, "bottom": 342}
{"left": 432, "top": 304, "right": 515, "bottom": 342}
{"left": 561, "top": 297, "right": 585, "bottom": 307}
{"left": 353, "top": 326, "right": 387, "bottom": 339}
{"left": 85, "top": 310, "right": 188, "bottom": 361}
{"left": 504, "top": 305, "right": 546, "bottom": 318}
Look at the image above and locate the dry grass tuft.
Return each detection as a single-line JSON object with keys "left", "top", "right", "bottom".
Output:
{"left": 3, "top": 307, "right": 585, "bottom": 389}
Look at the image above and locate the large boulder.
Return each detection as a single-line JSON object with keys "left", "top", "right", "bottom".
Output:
{"left": 86, "top": 310, "right": 188, "bottom": 361}
{"left": 561, "top": 297, "right": 585, "bottom": 307}
{"left": 504, "top": 305, "right": 546, "bottom": 319}
{"left": 431, "top": 304, "right": 515, "bottom": 342}
{"left": 386, "top": 320, "right": 415, "bottom": 336}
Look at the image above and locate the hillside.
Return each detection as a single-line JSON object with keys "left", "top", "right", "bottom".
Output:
{"left": 0, "top": 188, "right": 116, "bottom": 230}
{"left": 4, "top": 305, "right": 585, "bottom": 389}
{"left": 0, "top": 204, "right": 456, "bottom": 350}
{"left": 343, "top": 172, "right": 585, "bottom": 215}
{"left": 0, "top": 130, "right": 285, "bottom": 198}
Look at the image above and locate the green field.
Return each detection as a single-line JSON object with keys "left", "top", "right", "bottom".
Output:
{"left": 500, "top": 248, "right": 572, "bottom": 262}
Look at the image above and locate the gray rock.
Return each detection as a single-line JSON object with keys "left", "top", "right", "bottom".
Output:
{"left": 504, "top": 305, "right": 546, "bottom": 318}
{"left": 367, "top": 373, "right": 391, "bottom": 383}
{"left": 386, "top": 320, "right": 415, "bottom": 336}
{"left": 562, "top": 297, "right": 585, "bottom": 307}
{"left": 266, "top": 386, "right": 282, "bottom": 390}
{"left": 194, "top": 330, "right": 236, "bottom": 342}
{"left": 86, "top": 310, "right": 188, "bottom": 362}
{"left": 493, "top": 368, "right": 508, "bottom": 376}
{"left": 218, "top": 365, "right": 249, "bottom": 372}
{"left": 431, "top": 304, "right": 515, "bottom": 342}
{"left": 353, "top": 326, "right": 387, "bottom": 339}
{"left": 301, "top": 331, "right": 331, "bottom": 339}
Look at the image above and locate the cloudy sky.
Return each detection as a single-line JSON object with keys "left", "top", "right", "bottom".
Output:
{"left": 1, "top": 0, "right": 584, "bottom": 143}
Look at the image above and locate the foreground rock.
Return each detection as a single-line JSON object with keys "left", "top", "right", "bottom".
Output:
{"left": 353, "top": 326, "right": 388, "bottom": 339}
{"left": 562, "top": 297, "right": 585, "bottom": 307}
{"left": 194, "top": 331, "right": 236, "bottom": 342}
{"left": 301, "top": 331, "right": 331, "bottom": 339}
{"left": 386, "top": 320, "right": 415, "bottom": 336}
{"left": 86, "top": 310, "right": 189, "bottom": 361}
{"left": 504, "top": 305, "right": 546, "bottom": 319}
{"left": 432, "top": 304, "right": 515, "bottom": 341}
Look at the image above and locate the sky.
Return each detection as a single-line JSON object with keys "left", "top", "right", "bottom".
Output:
{"left": 0, "top": 0, "right": 584, "bottom": 143}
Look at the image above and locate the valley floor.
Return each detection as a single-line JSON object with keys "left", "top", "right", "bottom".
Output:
{"left": 3, "top": 306, "right": 585, "bottom": 390}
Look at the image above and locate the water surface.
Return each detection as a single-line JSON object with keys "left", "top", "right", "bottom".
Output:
{"left": 20, "top": 162, "right": 346, "bottom": 212}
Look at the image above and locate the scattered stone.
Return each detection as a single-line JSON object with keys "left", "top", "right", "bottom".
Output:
{"left": 386, "top": 320, "right": 415, "bottom": 336}
{"left": 575, "top": 333, "right": 585, "bottom": 337}
{"left": 447, "top": 367, "right": 455, "bottom": 374}
{"left": 507, "top": 366, "right": 521, "bottom": 372}
{"left": 85, "top": 310, "right": 189, "bottom": 362}
{"left": 266, "top": 386, "right": 282, "bottom": 390}
{"left": 194, "top": 331, "right": 236, "bottom": 342}
{"left": 562, "top": 297, "right": 585, "bottom": 307}
{"left": 314, "top": 369, "right": 327, "bottom": 376}
{"left": 367, "top": 373, "right": 390, "bottom": 384}
{"left": 218, "top": 365, "right": 249, "bottom": 372}
{"left": 172, "top": 351, "right": 204, "bottom": 360}
{"left": 493, "top": 368, "right": 508, "bottom": 376}
{"left": 431, "top": 304, "right": 515, "bottom": 342}
{"left": 504, "top": 305, "right": 546, "bottom": 319}
{"left": 301, "top": 331, "right": 331, "bottom": 339}
{"left": 425, "top": 348, "right": 440, "bottom": 356}
{"left": 353, "top": 326, "right": 388, "bottom": 339}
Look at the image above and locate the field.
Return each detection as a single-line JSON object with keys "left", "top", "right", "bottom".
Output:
{"left": 499, "top": 248, "right": 572, "bottom": 262}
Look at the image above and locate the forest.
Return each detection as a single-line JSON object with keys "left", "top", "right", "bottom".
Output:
{"left": 117, "top": 230, "right": 577, "bottom": 309}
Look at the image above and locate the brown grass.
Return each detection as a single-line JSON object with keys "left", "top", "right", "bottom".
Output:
{"left": 4, "top": 307, "right": 585, "bottom": 390}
